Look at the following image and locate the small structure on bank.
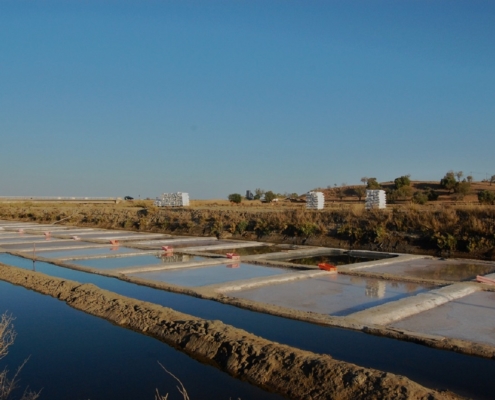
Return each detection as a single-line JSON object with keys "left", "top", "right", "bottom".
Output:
{"left": 365, "top": 190, "right": 386, "bottom": 210}
{"left": 306, "top": 191, "right": 325, "bottom": 210}
{"left": 154, "top": 192, "right": 190, "bottom": 207}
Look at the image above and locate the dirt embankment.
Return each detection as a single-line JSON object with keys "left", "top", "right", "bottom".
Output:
{"left": 0, "top": 264, "right": 459, "bottom": 400}
{"left": 1, "top": 203, "right": 495, "bottom": 260}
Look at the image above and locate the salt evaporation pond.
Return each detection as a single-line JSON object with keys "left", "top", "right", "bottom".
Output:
{"left": 128, "top": 263, "right": 290, "bottom": 287}
{"left": 75, "top": 254, "right": 211, "bottom": 270}
{"left": 206, "top": 246, "right": 286, "bottom": 256}
{"left": 39, "top": 246, "right": 146, "bottom": 259}
{"left": 0, "top": 254, "right": 494, "bottom": 399}
{"left": 286, "top": 253, "right": 395, "bottom": 266}
{"left": 367, "top": 258, "right": 495, "bottom": 281}
{"left": 229, "top": 274, "right": 435, "bottom": 316}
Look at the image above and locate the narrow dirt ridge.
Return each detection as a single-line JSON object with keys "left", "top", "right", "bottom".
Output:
{"left": 0, "top": 264, "right": 460, "bottom": 400}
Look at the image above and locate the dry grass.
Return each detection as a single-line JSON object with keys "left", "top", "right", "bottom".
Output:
{"left": 0, "top": 313, "right": 40, "bottom": 400}
{"left": 1, "top": 190, "right": 494, "bottom": 258}
{"left": 155, "top": 362, "right": 189, "bottom": 400}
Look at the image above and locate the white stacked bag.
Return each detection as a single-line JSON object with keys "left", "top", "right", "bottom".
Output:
{"left": 154, "top": 192, "right": 190, "bottom": 207}
{"left": 365, "top": 190, "right": 386, "bottom": 210}
{"left": 306, "top": 191, "right": 325, "bottom": 210}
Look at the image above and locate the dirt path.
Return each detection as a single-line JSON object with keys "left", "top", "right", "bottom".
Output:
{"left": 0, "top": 263, "right": 460, "bottom": 399}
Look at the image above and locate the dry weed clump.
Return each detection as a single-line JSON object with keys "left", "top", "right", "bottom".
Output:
{"left": 0, "top": 313, "right": 40, "bottom": 400}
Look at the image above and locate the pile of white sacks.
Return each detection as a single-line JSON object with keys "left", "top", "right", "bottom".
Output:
{"left": 365, "top": 190, "right": 386, "bottom": 210}
{"left": 154, "top": 192, "right": 190, "bottom": 207}
{"left": 306, "top": 191, "right": 325, "bottom": 210}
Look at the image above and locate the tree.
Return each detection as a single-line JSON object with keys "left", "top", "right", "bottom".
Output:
{"left": 227, "top": 193, "right": 242, "bottom": 204}
{"left": 366, "top": 178, "right": 380, "bottom": 189}
{"left": 253, "top": 188, "right": 265, "bottom": 200}
{"left": 478, "top": 190, "right": 495, "bottom": 205}
{"left": 394, "top": 175, "right": 411, "bottom": 190}
{"left": 360, "top": 177, "right": 368, "bottom": 185}
{"left": 263, "top": 191, "right": 277, "bottom": 203}
{"left": 440, "top": 171, "right": 457, "bottom": 193}
{"left": 334, "top": 187, "right": 344, "bottom": 201}
{"left": 353, "top": 187, "right": 366, "bottom": 201}
{"left": 490, "top": 175, "right": 495, "bottom": 186}
{"left": 455, "top": 171, "right": 463, "bottom": 182}
{"left": 466, "top": 175, "right": 473, "bottom": 183}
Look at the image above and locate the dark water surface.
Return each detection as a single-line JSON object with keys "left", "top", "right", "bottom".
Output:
{"left": 206, "top": 246, "right": 285, "bottom": 256}
{"left": 0, "top": 280, "right": 283, "bottom": 400}
{"left": 286, "top": 253, "right": 394, "bottom": 266}
{"left": 1, "top": 254, "right": 495, "bottom": 399}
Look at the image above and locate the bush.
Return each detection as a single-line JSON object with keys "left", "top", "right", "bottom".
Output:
{"left": 366, "top": 178, "right": 381, "bottom": 189}
{"left": 453, "top": 181, "right": 471, "bottom": 199}
{"left": 424, "top": 187, "right": 439, "bottom": 201}
{"left": 394, "top": 175, "right": 411, "bottom": 190}
{"left": 387, "top": 186, "right": 413, "bottom": 203}
{"left": 227, "top": 193, "right": 242, "bottom": 204}
{"left": 263, "top": 191, "right": 277, "bottom": 203}
{"left": 440, "top": 171, "right": 457, "bottom": 193}
{"left": 412, "top": 191, "right": 428, "bottom": 205}
{"left": 478, "top": 190, "right": 495, "bottom": 205}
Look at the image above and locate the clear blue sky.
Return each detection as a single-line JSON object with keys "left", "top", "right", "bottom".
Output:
{"left": 1, "top": 1, "right": 494, "bottom": 199}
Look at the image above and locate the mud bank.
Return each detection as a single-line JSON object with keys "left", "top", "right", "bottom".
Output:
{"left": 1, "top": 203, "right": 494, "bottom": 260}
{"left": 0, "top": 264, "right": 458, "bottom": 400}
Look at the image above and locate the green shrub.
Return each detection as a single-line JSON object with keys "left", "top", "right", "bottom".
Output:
{"left": 366, "top": 178, "right": 381, "bottom": 189}
{"left": 424, "top": 187, "right": 439, "bottom": 201}
{"left": 440, "top": 171, "right": 457, "bottom": 193}
{"left": 394, "top": 175, "right": 411, "bottom": 189}
{"left": 263, "top": 191, "right": 277, "bottom": 203}
{"left": 453, "top": 181, "right": 471, "bottom": 199}
{"left": 228, "top": 193, "right": 242, "bottom": 204}
{"left": 478, "top": 190, "right": 495, "bottom": 205}
{"left": 412, "top": 191, "right": 428, "bottom": 205}
{"left": 235, "top": 220, "right": 249, "bottom": 234}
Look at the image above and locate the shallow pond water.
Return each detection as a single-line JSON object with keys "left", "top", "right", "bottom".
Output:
{"left": 0, "top": 236, "right": 42, "bottom": 243}
{"left": 136, "top": 239, "right": 232, "bottom": 249}
{"left": 1, "top": 241, "right": 90, "bottom": 251}
{"left": 206, "top": 246, "right": 285, "bottom": 256}
{"left": 0, "top": 253, "right": 494, "bottom": 399}
{"left": 368, "top": 259, "right": 495, "bottom": 281}
{"left": 229, "top": 274, "right": 435, "bottom": 316}
{"left": 76, "top": 254, "right": 210, "bottom": 270}
{"left": 39, "top": 246, "right": 147, "bottom": 259}
{"left": 287, "top": 253, "right": 392, "bottom": 266}
{"left": 129, "top": 263, "right": 289, "bottom": 287}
